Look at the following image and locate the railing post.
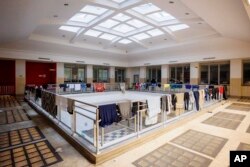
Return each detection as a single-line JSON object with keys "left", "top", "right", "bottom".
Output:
{"left": 96, "top": 108, "right": 99, "bottom": 154}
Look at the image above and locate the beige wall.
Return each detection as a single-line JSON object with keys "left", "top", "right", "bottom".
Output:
{"left": 161, "top": 65, "right": 169, "bottom": 84}
{"left": 230, "top": 59, "right": 242, "bottom": 96}
{"left": 190, "top": 62, "right": 199, "bottom": 85}
{"left": 15, "top": 60, "right": 26, "bottom": 95}
{"left": 86, "top": 65, "right": 93, "bottom": 83}
{"left": 56, "top": 62, "right": 64, "bottom": 84}
{"left": 109, "top": 66, "right": 115, "bottom": 84}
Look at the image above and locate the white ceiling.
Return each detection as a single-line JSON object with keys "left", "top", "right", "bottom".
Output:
{"left": 0, "top": 0, "right": 250, "bottom": 59}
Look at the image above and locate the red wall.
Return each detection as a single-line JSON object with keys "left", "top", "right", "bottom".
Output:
{"left": 26, "top": 62, "right": 56, "bottom": 85}
{"left": 0, "top": 60, "right": 15, "bottom": 86}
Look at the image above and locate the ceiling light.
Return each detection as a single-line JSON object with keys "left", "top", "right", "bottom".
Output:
{"left": 118, "top": 39, "right": 132, "bottom": 44}
{"left": 113, "top": 24, "right": 135, "bottom": 33}
{"left": 84, "top": 29, "right": 102, "bottom": 37}
{"left": 168, "top": 24, "right": 189, "bottom": 31}
{"left": 132, "top": 3, "right": 160, "bottom": 14}
{"left": 112, "top": 13, "right": 131, "bottom": 22}
{"left": 98, "top": 19, "right": 119, "bottom": 28}
{"left": 132, "top": 33, "right": 150, "bottom": 40}
{"left": 147, "top": 11, "right": 175, "bottom": 22}
{"left": 59, "top": 26, "right": 81, "bottom": 33}
{"left": 246, "top": 0, "right": 250, "bottom": 5}
{"left": 80, "top": 5, "right": 108, "bottom": 15}
{"left": 69, "top": 13, "right": 97, "bottom": 23}
{"left": 147, "top": 29, "right": 164, "bottom": 37}
{"left": 99, "top": 33, "right": 117, "bottom": 40}
{"left": 64, "top": 3, "right": 69, "bottom": 6}
{"left": 127, "top": 19, "right": 147, "bottom": 28}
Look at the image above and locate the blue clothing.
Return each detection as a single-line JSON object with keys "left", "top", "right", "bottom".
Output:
{"left": 185, "top": 84, "right": 192, "bottom": 90}
{"left": 99, "top": 104, "right": 119, "bottom": 127}
{"left": 193, "top": 91, "right": 200, "bottom": 111}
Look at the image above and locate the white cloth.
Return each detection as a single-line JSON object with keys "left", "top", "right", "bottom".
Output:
{"left": 69, "top": 84, "right": 74, "bottom": 89}
{"left": 189, "top": 91, "right": 195, "bottom": 103}
{"left": 74, "top": 84, "right": 81, "bottom": 91}
{"left": 199, "top": 89, "right": 205, "bottom": 109}
{"left": 120, "top": 83, "right": 125, "bottom": 93}
{"left": 145, "top": 97, "right": 161, "bottom": 125}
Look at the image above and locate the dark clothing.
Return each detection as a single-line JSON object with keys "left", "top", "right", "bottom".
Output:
{"left": 223, "top": 85, "right": 228, "bottom": 100}
{"left": 35, "top": 88, "right": 42, "bottom": 101}
{"left": 67, "top": 99, "right": 74, "bottom": 115}
{"left": 184, "top": 92, "right": 190, "bottom": 110}
{"left": 171, "top": 94, "right": 177, "bottom": 111}
{"left": 193, "top": 91, "right": 200, "bottom": 111}
{"left": 99, "top": 104, "right": 119, "bottom": 127}
{"left": 162, "top": 96, "right": 169, "bottom": 112}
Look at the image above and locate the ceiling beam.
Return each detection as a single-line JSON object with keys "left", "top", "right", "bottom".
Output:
{"left": 103, "top": 37, "right": 122, "bottom": 49}
{"left": 128, "top": 37, "right": 149, "bottom": 48}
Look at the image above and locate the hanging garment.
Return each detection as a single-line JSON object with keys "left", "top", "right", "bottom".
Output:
{"left": 171, "top": 94, "right": 177, "bottom": 111}
{"left": 184, "top": 92, "right": 190, "bottom": 110}
{"left": 215, "top": 88, "right": 219, "bottom": 100}
{"left": 223, "top": 85, "right": 228, "bottom": 100}
{"left": 161, "top": 96, "right": 169, "bottom": 112}
{"left": 145, "top": 97, "right": 161, "bottom": 125}
{"left": 67, "top": 99, "right": 74, "bottom": 115}
{"left": 189, "top": 91, "right": 195, "bottom": 110}
{"left": 99, "top": 104, "right": 119, "bottom": 127}
{"left": 81, "top": 83, "right": 87, "bottom": 92}
{"left": 74, "top": 84, "right": 81, "bottom": 91}
{"left": 176, "top": 93, "right": 184, "bottom": 112}
{"left": 198, "top": 89, "right": 205, "bottom": 110}
{"left": 120, "top": 83, "right": 126, "bottom": 93}
{"left": 205, "top": 88, "right": 209, "bottom": 101}
{"left": 193, "top": 91, "right": 200, "bottom": 111}
{"left": 185, "top": 85, "right": 192, "bottom": 90}
{"left": 118, "top": 101, "right": 131, "bottom": 120}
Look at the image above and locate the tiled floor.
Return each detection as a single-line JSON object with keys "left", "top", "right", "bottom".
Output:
{"left": 0, "top": 109, "right": 31, "bottom": 125}
{"left": 237, "top": 142, "right": 250, "bottom": 151}
{"left": 170, "top": 130, "right": 228, "bottom": 158}
{"left": 247, "top": 124, "right": 250, "bottom": 133}
{"left": 238, "top": 97, "right": 250, "bottom": 103}
{"left": 133, "top": 143, "right": 212, "bottom": 167}
{"left": 226, "top": 103, "right": 250, "bottom": 112}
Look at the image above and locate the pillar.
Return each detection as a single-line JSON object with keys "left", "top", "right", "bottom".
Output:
{"left": 139, "top": 66, "right": 146, "bottom": 83}
{"left": 161, "top": 65, "right": 169, "bottom": 85}
{"left": 109, "top": 66, "right": 115, "bottom": 84}
{"left": 15, "top": 60, "right": 26, "bottom": 95}
{"left": 190, "top": 62, "right": 199, "bottom": 84}
{"left": 125, "top": 67, "right": 132, "bottom": 85}
{"left": 230, "top": 59, "right": 242, "bottom": 97}
{"left": 86, "top": 65, "right": 93, "bottom": 83}
{"left": 56, "top": 62, "right": 64, "bottom": 84}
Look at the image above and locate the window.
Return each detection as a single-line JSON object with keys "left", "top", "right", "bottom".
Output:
{"left": 146, "top": 66, "right": 161, "bottom": 82}
{"left": 64, "top": 64, "right": 86, "bottom": 82}
{"left": 243, "top": 61, "right": 250, "bottom": 85}
{"left": 115, "top": 68, "right": 126, "bottom": 82}
{"left": 93, "top": 66, "right": 109, "bottom": 83}
{"left": 200, "top": 62, "right": 230, "bottom": 85}
{"left": 170, "top": 64, "right": 190, "bottom": 84}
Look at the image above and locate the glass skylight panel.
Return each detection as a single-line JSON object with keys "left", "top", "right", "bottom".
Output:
{"left": 147, "top": 11, "right": 175, "bottom": 22}
{"left": 98, "top": 19, "right": 119, "bottom": 28}
{"left": 111, "top": 0, "right": 127, "bottom": 3}
{"left": 168, "top": 24, "right": 189, "bottom": 31}
{"left": 80, "top": 5, "right": 108, "bottom": 15}
{"left": 112, "top": 13, "right": 131, "bottom": 22}
{"left": 132, "top": 33, "right": 150, "bottom": 40}
{"left": 84, "top": 29, "right": 102, "bottom": 37}
{"left": 69, "top": 13, "right": 97, "bottom": 23}
{"left": 147, "top": 29, "right": 164, "bottom": 37}
{"left": 127, "top": 19, "right": 147, "bottom": 28}
{"left": 132, "top": 3, "right": 160, "bottom": 14}
{"left": 118, "top": 39, "right": 132, "bottom": 44}
{"left": 59, "top": 26, "right": 81, "bottom": 33}
{"left": 99, "top": 33, "right": 117, "bottom": 40}
{"left": 113, "top": 24, "right": 135, "bottom": 33}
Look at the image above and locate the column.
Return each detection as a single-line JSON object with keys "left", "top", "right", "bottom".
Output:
{"left": 161, "top": 64, "right": 169, "bottom": 85}
{"left": 190, "top": 62, "right": 199, "bottom": 84}
{"left": 56, "top": 62, "right": 64, "bottom": 84}
{"left": 139, "top": 66, "right": 146, "bottom": 83}
{"left": 15, "top": 60, "right": 26, "bottom": 95}
{"left": 230, "top": 59, "right": 242, "bottom": 97}
{"left": 109, "top": 66, "right": 115, "bottom": 84}
{"left": 86, "top": 65, "right": 93, "bottom": 83}
{"left": 125, "top": 67, "right": 132, "bottom": 85}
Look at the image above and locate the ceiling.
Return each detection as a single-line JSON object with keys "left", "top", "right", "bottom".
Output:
{"left": 0, "top": 0, "right": 250, "bottom": 57}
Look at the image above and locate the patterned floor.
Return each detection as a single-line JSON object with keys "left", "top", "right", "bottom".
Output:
{"left": 237, "top": 142, "right": 250, "bottom": 151}
{"left": 0, "top": 95, "right": 20, "bottom": 108}
{"left": 133, "top": 143, "right": 212, "bottom": 167}
{"left": 0, "top": 109, "right": 31, "bottom": 125}
{"left": 226, "top": 103, "right": 250, "bottom": 112}
{"left": 238, "top": 97, "right": 250, "bottom": 103}
{"left": 202, "top": 112, "right": 245, "bottom": 130}
{"left": 0, "top": 127, "right": 45, "bottom": 149}
{"left": 170, "top": 130, "right": 228, "bottom": 158}
{"left": 0, "top": 140, "right": 62, "bottom": 167}
{"left": 247, "top": 124, "right": 250, "bottom": 133}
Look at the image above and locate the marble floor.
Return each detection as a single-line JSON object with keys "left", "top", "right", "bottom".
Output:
{"left": 0, "top": 95, "right": 250, "bottom": 167}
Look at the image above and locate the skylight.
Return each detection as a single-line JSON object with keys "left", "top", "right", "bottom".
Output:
{"left": 132, "top": 3, "right": 160, "bottom": 14}
{"left": 113, "top": 24, "right": 135, "bottom": 33}
{"left": 59, "top": 26, "right": 81, "bottom": 33}
{"left": 69, "top": 13, "right": 97, "bottom": 23}
{"left": 84, "top": 29, "right": 102, "bottom": 37}
{"left": 99, "top": 33, "right": 117, "bottom": 40}
{"left": 132, "top": 33, "right": 150, "bottom": 40}
{"left": 80, "top": 5, "right": 108, "bottom": 15}
{"left": 119, "top": 39, "right": 132, "bottom": 44}
{"left": 111, "top": 0, "right": 127, "bottom": 4}
{"left": 168, "top": 24, "right": 189, "bottom": 31}
{"left": 98, "top": 19, "right": 119, "bottom": 28}
{"left": 147, "top": 29, "right": 164, "bottom": 37}
{"left": 112, "top": 13, "right": 131, "bottom": 22}
{"left": 127, "top": 19, "right": 147, "bottom": 28}
{"left": 147, "top": 11, "right": 175, "bottom": 22}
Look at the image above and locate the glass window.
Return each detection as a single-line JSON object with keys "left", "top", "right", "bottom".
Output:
{"left": 243, "top": 62, "right": 250, "bottom": 85}
{"left": 169, "top": 64, "right": 190, "bottom": 84}
{"left": 93, "top": 66, "right": 109, "bottom": 83}
{"left": 146, "top": 66, "right": 161, "bottom": 82}
{"left": 64, "top": 64, "right": 86, "bottom": 83}
{"left": 115, "top": 68, "right": 126, "bottom": 82}
{"left": 220, "top": 64, "right": 230, "bottom": 84}
{"left": 210, "top": 65, "right": 218, "bottom": 85}
{"left": 64, "top": 68, "right": 72, "bottom": 82}
{"left": 200, "top": 65, "right": 209, "bottom": 84}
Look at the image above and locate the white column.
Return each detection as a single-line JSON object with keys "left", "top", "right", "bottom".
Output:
{"left": 139, "top": 66, "right": 146, "bottom": 83}
{"left": 190, "top": 62, "right": 199, "bottom": 84}
{"left": 109, "top": 66, "right": 115, "bottom": 84}
{"left": 230, "top": 59, "right": 242, "bottom": 96}
{"left": 161, "top": 65, "right": 169, "bottom": 84}
{"left": 15, "top": 60, "right": 26, "bottom": 95}
{"left": 86, "top": 65, "right": 93, "bottom": 83}
{"left": 56, "top": 62, "right": 64, "bottom": 84}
